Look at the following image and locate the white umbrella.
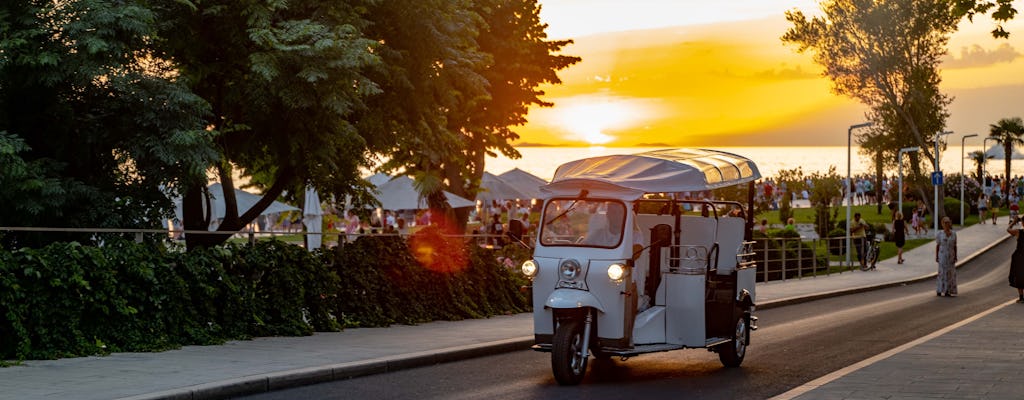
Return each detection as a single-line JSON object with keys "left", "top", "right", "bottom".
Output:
{"left": 366, "top": 173, "right": 392, "bottom": 187}
{"left": 375, "top": 176, "right": 476, "bottom": 210}
{"left": 496, "top": 168, "right": 547, "bottom": 200}
{"left": 303, "top": 186, "right": 323, "bottom": 251}
{"left": 477, "top": 172, "right": 528, "bottom": 203}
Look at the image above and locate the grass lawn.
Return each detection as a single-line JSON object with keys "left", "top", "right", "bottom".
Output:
{"left": 756, "top": 203, "right": 1006, "bottom": 227}
{"left": 755, "top": 201, "right": 1000, "bottom": 269}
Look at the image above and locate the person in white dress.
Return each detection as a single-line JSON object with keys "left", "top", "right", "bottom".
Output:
{"left": 935, "top": 217, "right": 958, "bottom": 297}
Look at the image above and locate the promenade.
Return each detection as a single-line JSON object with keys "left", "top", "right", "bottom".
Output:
{"left": 0, "top": 222, "right": 1015, "bottom": 400}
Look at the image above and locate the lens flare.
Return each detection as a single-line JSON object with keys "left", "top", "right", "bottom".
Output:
{"left": 407, "top": 208, "right": 468, "bottom": 273}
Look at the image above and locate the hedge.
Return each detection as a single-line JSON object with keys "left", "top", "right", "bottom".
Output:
{"left": 0, "top": 227, "right": 531, "bottom": 361}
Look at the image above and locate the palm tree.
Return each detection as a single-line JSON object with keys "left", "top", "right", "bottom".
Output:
{"left": 968, "top": 150, "right": 989, "bottom": 183}
{"left": 988, "top": 117, "right": 1024, "bottom": 204}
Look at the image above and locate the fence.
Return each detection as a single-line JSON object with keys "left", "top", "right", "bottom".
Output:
{"left": 751, "top": 235, "right": 874, "bottom": 282}
{"left": 0, "top": 227, "right": 872, "bottom": 283}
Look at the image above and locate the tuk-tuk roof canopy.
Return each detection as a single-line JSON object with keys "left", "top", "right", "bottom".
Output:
{"left": 546, "top": 148, "right": 761, "bottom": 195}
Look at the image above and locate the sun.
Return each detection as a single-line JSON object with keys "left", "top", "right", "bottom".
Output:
{"left": 556, "top": 97, "right": 650, "bottom": 145}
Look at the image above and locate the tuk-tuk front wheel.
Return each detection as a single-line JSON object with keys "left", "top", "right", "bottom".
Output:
{"left": 552, "top": 319, "right": 588, "bottom": 385}
{"left": 718, "top": 310, "right": 749, "bottom": 368}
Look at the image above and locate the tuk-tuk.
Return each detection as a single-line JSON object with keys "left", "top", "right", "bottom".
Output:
{"left": 520, "top": 148, "right": 761, "bottom": 385}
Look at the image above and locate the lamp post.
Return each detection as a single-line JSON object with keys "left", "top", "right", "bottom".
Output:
{"left": 983, "top": 137, "right": 997, "bottom": 186}
{"left": 961, "top": 134, "right": 978, "bottom": 226}
{"left": 899, "top": 147, "right": 920, "bottom": 214}
{"left": 847, "top": 122, "right": 873, "bottom": 269}
{"left": 934, "top": 131, "right": 954, "bottom": 233}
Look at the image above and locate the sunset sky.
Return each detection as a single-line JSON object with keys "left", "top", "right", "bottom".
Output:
{"left": 517, "top": 0, "right": 1024, "bottom": 146}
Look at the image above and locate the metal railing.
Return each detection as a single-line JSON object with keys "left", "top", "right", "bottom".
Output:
{"left": 0, "top": 227, "right": 874, "bottom": 283}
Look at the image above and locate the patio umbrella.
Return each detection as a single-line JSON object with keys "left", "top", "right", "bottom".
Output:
{"left": 374, "top": 175, "right": 476, "bottom": 210}
{"left": 476, "top": 172, "right": 528, "bottom": 203}
{"left": 303, "top": 186, "right": 322, "bottom": 251}
{"left": 366, "top": 173, "right": 392, "bottom": 187}
{"left": 497, "top": 168, "right": 548, "bottom": 200}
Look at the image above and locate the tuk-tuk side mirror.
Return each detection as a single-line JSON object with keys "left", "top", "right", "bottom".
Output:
{"left": 508, "top": 219, "right": 525, "bottom": 242}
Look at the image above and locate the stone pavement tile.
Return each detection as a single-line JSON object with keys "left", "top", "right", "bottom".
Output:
{"left": 793, "top": 304, "right": 1024, "bottom": 400}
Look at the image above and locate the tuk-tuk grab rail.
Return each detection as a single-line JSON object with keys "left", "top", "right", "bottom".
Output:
{"left": 666, "top": 244, "right": 710, "bottom": 275}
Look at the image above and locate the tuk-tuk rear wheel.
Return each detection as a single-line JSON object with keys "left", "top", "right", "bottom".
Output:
{"left": 718, "top": 310, "right": 749, "bottom": 368}
{"left": 552, "top": 319, "right": 588, "bottom": 385}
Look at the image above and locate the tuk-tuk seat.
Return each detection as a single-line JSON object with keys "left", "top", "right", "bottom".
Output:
{"left": 715, "top": 216, "right": 746, "bottom": 275}
{"left": 676, "top": 215, "right": 717, "bottom": 273}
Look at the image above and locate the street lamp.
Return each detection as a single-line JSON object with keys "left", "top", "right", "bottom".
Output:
{"left": 983, "top": 137, "right": 997, "bottom": 186}
{"left": 934, "top": 131, "right": 954, "bottom": 233}
{"left": 847, "top": 121, "right": 873, "bottom": 269}
{"left": 960, "top": 134, "right": 978, "bottom": 226}
{"left": 898, "top": 146, "right": 920, "bottom": 215}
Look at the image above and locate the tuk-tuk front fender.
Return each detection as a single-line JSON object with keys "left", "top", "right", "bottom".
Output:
{"left": 545, "top": 289, "right": 605, "bottom": 313}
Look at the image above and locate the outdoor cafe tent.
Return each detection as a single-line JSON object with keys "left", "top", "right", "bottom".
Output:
{"left": 497, "top": 168, "right": 548, "bottom": 200}
{"left": 374, "top": 175, "right": 476, "bottom": 210}
{"left": 476, "top": 172, "right": 528, "bottom": 203}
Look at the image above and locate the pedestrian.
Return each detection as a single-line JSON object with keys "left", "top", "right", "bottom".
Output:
{"left": 1008, "top": 215, "right": 1024, "bottom": 302}
{"left": 342, "top": 210, "right": 360, "bottom": 242}
{"left": 935, "top": 216, "right": 958, "bottom": 297}
{"left": 1010, "top": 201, "right": 1020, "bottom": 225}
{"left": 893, "top": 211, "right": 908, "bottom": 264}
{"left": 488, "top": 213, "right": 504, "bottom": 246}
{"left": 978, "top": 193, "right": 988, "bottom": 224}
{"left": 911, "top": 209, "right": 922, "bottom": 235}
{"left": 991, "top": 198, "right": 999, "bottom": 225}
{"left": 850, "top": 213, "right": 869, "bottom": 269}
{"left": 784, "top": 217, "right": 796, "bottom": 232}
{"left": 758, "top": 218, "right": 769, "bottom": 234}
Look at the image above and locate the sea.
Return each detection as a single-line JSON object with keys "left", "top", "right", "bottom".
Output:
{"left": 486, "top": 146, "right": 1021, "bottom": 181}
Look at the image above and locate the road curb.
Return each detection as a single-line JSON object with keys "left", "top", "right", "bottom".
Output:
{"left": 117, "top": 336, "right": 535, "bottom": 400}
{"left": 122, "top": 232, "right": 1011, "bottom": 400}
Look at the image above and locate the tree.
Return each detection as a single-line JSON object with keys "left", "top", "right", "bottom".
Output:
{"left": 155, "top": 0, "right": 384, "bottom": 248}
{"left": 954, "top": 0, "right": 1019, "bottom": 38}
{"left": 988, "top": 117, "right": 1024, "bottom": 201}
{"left": 968, "top": 150, "right": 990, "bottom": 181}
{"left": 784, "top": 0, "right": 967, "bottom": 218}
{"left": 0, "top": 0, "right": 216, "bottom": 246}
{"left": 371, "top": 0, "right": 579, "bottom": 231}
{"left": 808, "top": 167, "right": 844, "bottom": 239}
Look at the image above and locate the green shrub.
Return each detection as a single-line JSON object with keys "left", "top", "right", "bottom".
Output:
{"left": 0, "top": 232, "right": 529, "bottom": 361}
{"left": 943, "top": 197, "right": 962, "bottom": 223}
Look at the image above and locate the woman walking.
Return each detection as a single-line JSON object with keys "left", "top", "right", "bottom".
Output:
{"left": 1007, "top": 216, "right": 1024, "bottom": 303}
{"left": 893, "top": 211, "right": 908, "bottom": 264}
{"left": 935, "top": 217, "right": 958, "bottom": 297}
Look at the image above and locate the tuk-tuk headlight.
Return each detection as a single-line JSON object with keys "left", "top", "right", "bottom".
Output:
{"left": 521, "top": 259, "right": 538, "bottom": 278}
{"left": 559, "top": 259, "right": 581, "bottom": 281}
{"left": 607, "top": 263, "right": 626, "bottom": 282}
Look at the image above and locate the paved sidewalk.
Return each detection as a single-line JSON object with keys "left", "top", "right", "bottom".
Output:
{"left": 775, "top": 298, "right": 1024, "bottom": 400}
{"left": 0, "top": 223, "right": 1012, "bottom": 400}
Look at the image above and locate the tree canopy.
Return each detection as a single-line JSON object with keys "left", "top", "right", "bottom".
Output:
{"left": 782, "top": 0, "right": 1016, "bottom": 215}
{"left": 988, "top": 117, "right": 1024, "bottom": 189}
{"left": 0, "top": 1, "right": 216, "bottom": 246}
{"left": 1, "top": 0, "right": 578, "bottom": 248}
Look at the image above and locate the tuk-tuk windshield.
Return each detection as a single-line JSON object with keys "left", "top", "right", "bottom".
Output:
{"left": 540, "top": 199, "right": 626, "bottom": 248}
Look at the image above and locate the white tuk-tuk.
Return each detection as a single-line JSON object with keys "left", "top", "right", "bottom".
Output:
{"left": 519, "top": 148, "right": 761, "bottom": 385}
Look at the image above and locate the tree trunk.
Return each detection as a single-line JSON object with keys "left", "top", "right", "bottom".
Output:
{"left": 183, "top": 167, "right": 294, "bottom": 250}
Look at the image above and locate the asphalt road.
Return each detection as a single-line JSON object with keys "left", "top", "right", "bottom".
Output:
{"left": 241, "top": 239, "right": 1018, "bottom": 400}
